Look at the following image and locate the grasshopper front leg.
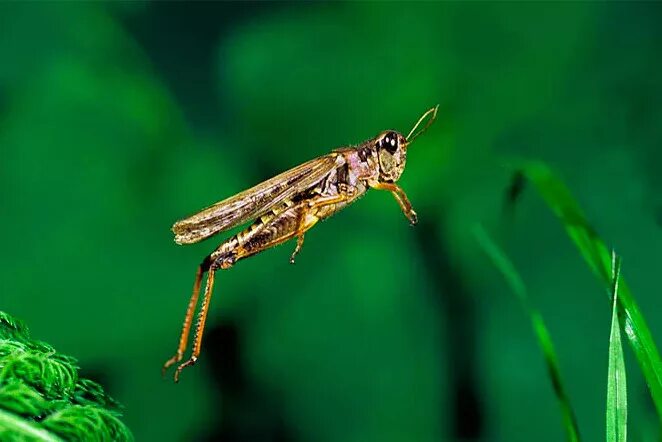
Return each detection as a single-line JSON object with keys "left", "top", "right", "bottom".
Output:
{"left": 368, "top": 181, "right": 417, "bottom": 225}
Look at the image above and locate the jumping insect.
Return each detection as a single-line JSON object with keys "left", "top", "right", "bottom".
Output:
{"left": 162, "top": 105, "right": 439, "bottom": 382}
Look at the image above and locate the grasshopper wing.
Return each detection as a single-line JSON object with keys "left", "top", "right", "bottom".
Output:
{"left": 172, "top": 153, "right": 340, "bottom": 244}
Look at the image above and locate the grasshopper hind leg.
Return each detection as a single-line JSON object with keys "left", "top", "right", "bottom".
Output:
{"left": 162, "top": 258, "right": 208, "bottom": 378}
{"left": 163, "top": 251, "right": 235, "bottom": 383}
{"left": 173, "top": 268, "right": 217, "bottom": 382}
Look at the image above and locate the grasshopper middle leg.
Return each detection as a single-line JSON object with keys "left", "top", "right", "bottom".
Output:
{"left": 289, "top": 193, "right": 351, "bottom": 264}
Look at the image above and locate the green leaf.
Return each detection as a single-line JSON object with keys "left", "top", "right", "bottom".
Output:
{"left": 514, "top": 160, "right": 662, "bottom": 421}
{"left": 606, "top": 252, "right": 627, "bottom": 442}
{"left": 474, "top": 224, "right": 580, "bottom": 442}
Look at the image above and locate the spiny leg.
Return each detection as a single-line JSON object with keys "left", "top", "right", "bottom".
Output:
{"left": 174, "top": 268, "right": 216, "bottom": 383}
{"left": 368, "top": 181, "right": 417, "bottom": 225}
{"left": 162, "top": 264, "right": 204, "bottom": 377}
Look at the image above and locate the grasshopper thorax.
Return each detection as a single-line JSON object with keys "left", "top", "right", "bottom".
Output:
{"left": 375, "top": 130, "right": 408, "bottom": 182}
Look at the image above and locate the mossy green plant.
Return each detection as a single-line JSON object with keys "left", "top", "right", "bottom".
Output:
{"left": 0, "top": 311, "right": 133, "bottom": 441}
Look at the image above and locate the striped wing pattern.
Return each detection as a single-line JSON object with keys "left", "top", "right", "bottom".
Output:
{"left": 172, "top": 153, "right": 340, "bottom": 244}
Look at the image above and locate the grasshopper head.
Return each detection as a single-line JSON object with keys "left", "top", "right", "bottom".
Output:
{"left": 374, "top": 105, "right": 439, "bottom": 183}
{"left": 375, "top": 130, "right": 408, "bottom": 182}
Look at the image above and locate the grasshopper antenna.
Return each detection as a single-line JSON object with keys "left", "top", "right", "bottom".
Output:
{"left": 406, "top": 104, "right": 439, "bottom": 143}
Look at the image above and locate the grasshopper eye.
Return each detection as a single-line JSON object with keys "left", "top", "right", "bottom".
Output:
{"left": 381, "top": 131, "right": 399, "bottom": 154}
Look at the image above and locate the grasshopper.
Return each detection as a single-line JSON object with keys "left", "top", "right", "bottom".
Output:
{"left": 162, "top": 106, "right": 439, "bottom": 382}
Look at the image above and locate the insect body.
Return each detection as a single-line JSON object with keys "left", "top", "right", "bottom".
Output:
{"left": 162, "top": 106, "right": 439, "bottom": 382}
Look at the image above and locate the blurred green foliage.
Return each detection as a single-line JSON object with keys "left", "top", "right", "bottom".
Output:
{"left": 1, "top": 3, "right": 661, "bottom": 441}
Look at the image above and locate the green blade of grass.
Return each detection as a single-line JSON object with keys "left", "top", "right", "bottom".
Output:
{"left": 514, "top": 160, "right": 662, "bottom": 421}
{"left": 607, "top": 252, "right": 627, "bottom": 442}
{"left": 474, "top": 224, "right": 580, "bottom": 442}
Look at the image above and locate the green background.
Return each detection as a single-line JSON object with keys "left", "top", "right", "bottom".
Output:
{"left": 1, "top": 2, "right": 661, "bottom": 441}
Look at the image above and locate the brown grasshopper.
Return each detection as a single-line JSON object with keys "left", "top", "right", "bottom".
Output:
{"left": 162, "top": 106, "right": 439, "bottom": 382}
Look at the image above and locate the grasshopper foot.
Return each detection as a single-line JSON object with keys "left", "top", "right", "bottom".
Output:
{"left": 162, "top": 352, "right": 183, "bottom": 378}
{"left": 174, "top": 356, "right": 197, "bottom": 383}
{"left": 408, "top": 210, "right": 418, "bottom": 226}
